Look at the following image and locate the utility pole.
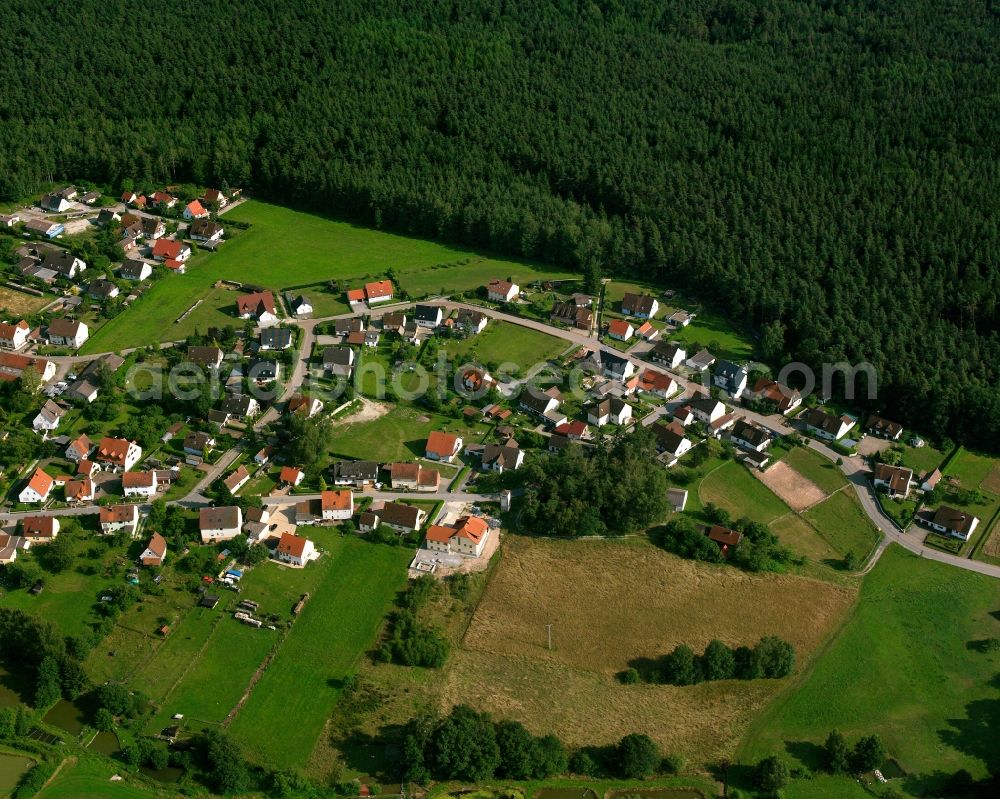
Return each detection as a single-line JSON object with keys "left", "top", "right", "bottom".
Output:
{"left": 545, "top": 623, "right": 553, "bottom": 650}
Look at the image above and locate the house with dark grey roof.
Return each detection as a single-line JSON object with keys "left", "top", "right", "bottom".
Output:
{"left": 730, "top": 419, "right": 772, "bottom": 452}
{"left": 259, "top": 328, "right": 293, "bottom": 351}
{"left": 331, "top": 460, "right": 380, "bottom": 487}
{"left": 713, "top": 360, "right": 748, "bottom": 398}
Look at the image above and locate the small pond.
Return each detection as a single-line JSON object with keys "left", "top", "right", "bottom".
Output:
{"left": 88, "top": 730, "right": 120, "bottom": 757}
{"left": 0, "top": 752, "right": 35, "bottom": 795}
{"left": 607, "top": 790, "right": 705, "bottom": 799}
{"left": 0, "top": 667, "right": 25, "bottom": 709}
{"left": 42, "top": 698, "right": 87, "bottom": 735}
{"left": 141, "top": 765, "right": 184, "bottom": 784}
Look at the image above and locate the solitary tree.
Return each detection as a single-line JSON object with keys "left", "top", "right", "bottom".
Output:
{"left": 824, "top": 730, "right": 850, "bottom": 774}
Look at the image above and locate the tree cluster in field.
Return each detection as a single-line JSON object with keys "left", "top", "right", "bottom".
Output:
{"left": 0, "top": 609, "right": 91, "bottom": 710}
{"left": 377, "top": 575, "right": 450, "bottom": 668}
{"left": 655, "top": 503, "right": 795, "bottom": 572}
{"left": 403, "top": 704, "right": 679, "bottom": 784}
{"left": 821, "top": 730, "right": 888, "bottom": 775}
{"left": 621, "top": 636, "right": 795, "bottom": 686}
{"left": 516, "top": 427, "right": 668, "bottom": 536}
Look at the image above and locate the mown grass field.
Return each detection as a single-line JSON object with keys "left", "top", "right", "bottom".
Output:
{"left": 444, "top": 536, "right": 854, "bottom": 766}
{"left": 0, "top": 285, "right": 50, "bottom": 315}
{"left": 699, "top": 460, "right": 791, "bottom": 525}
{"left": 440, "top": 320, "right": 568, "bottom": 371}
{"left": 35, "top": 755, "right": 165, "bottom": 799}
{"left": 741, "top": 545, "right": 1000, "bottom": 793}
{"left": 229, "top": 536, "right": 411, "bottom": 768}
{"left": 666, "top": 308, "right": 754, "bottom": 362}
{"left": 81, "top": 200, "right": 574, "bottom": 353}
{"left": 783, "top": 447, "right": 847, "bottom": 494}
{"left": 802, "top": 491, "right": 880, "bottom": 562}
{"left": 899, "top": 442, "right": 947, "bottom": 475}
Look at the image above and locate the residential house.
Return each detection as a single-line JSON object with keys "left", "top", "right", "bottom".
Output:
{"left": 99, "top": 504, "right": 139, "bottom": 535}
{"left": 455, "top": 308, "right": 488, "bottom": 334}
{"left": 95, "top": 437, "right": 142, "bottom": 472}
{"left": 335, "top": 318, "right": 365, "bottom": 336}
{"left": 0, "top": 352, "right": 56, "bottom": 383}
{"left": 801, "top": 408, "right": 855, "bottom": 441}
{"left": 553, "top": 420, "right": 589, "bottom": 440}
{"left": 667, "top": 310, "right": 691, "bottom": 327}
{"left": 709, "top": 412, "right": 739, "bottom": 438}
{"left": 199, "top": 506, "right": 244, "bottom": 542}
{"left": 873, "top": 463, "right": 914, "bottom": 499}
{"left": 223, "top": 465, "right": 251, "bottom": 495}
{"left": 425, "top": 431, "right": 463, "bottom": 462}
{"left": 19, "top": 468, "right": 54, "bottom": 504}
{"left": 48, "top": 318, "right": 89, "bottom": 348}
{"left": 151, "top": 191, "right": 176, "bottom": 207}
{"left": 40, "top": 192, "right": 72, "bottom": 212}
{"left": 220, "top": 394, "right": 260, "bottom": 419}
{"left": 21, "top": 516, "right": 59, "bottom": 543}
{"left": 649, "top": 341, "right": 686, "bottom": 369}
{"left": 519, "top": 389, "right": 560, "bottom": 420}
{"left": 866, "top": 415, "right": 904, "bottom": 440}
{"left": 87, "top": 279, "right": 120, "bottom": 301}
{"left": 924, "top": 505, "right": 979, "bottom": 541}
{"left": 254, "top": 446, "right": 273, "bottom": 466}
{"left": 689, "top": 397, "right": 727, "bottom": 424}
{"left": 487, "top": 279, "right": 519, "bottom": 303}
{"left": 748, "top": 378, "right": 802, "bottom": 414}
{"left": 140, "top": 217, "right": 166, "bottom": 239}
{"left": 364, "top": 279, "right": 394, "bottom": 304}
{"left": 119, "top": 258, "right": 153, "bottom": 281}
{"left": 381, "top": 311, "right": 408, "bottom": 334}
{"left": 479, "top": 442, "right": 524, "bottom": 473}
{"left": 202, "top": 188, "right": 228, "bottom": 207}
{"left": 276, "top": 533, "right": 316, "bottom": 567}
{"left": 607, "top": 319, "right": 634, "bottom": 342}
{"left": 324, "top": 347, "right": 355, "bottom": 378}
{"left": 653, "top": 422, "right": 693, "bottom": 466}
{"left": 550, "top": 301, "right": 592, "bottom": 330}
{"left": 730, "top": 419, "right": 772, "bottom": 452}
{"left": 704, "top": 525, "right": 742, "bottom": 557}
{"left": 235, "top": 291, "right": 278, "bottom": 325}
{"left": 320, "top": 489, "right": 354, "bottom": 520}
{"left": 673, "top": 405, "right": 695, "bottom": 426}
{"left": 65, "top": 434, "right": 92, "bottom": 462}
{"left": 0, "top": 212, "right": 22, "bottom": 227}
{"left": 600, "top": 350, "right": 636, "bottom": 381}
{"left": 280, "top": 466, "right": 305, "bottom": 487}
{"left": 122, "top": 471, "right": 158, "bottom": 498}
{"left": 621, "top": 293, "right": 659, "bottom": 319}
{"left": 288, "top": 393, "right": 323, "bottom": 418}
{"left": 25, "top": 219, "right": 63, "bottom": 238}
{"left": 188, "top": 346, "right": 224, "bottom": 369}
{"left": 637, "top": 369, "right": 677, "bottom": 398}
{"left": 667, "top": 488, "right": 688, "bottom": 512}
{"left": 587, "top": 397, "right": 633, "bottom": 427}
{"left": 425, "top": 515, "right": 490, "bottom": 558}
{"left": 151, "top": 239, "right": 192, "bottom": 262}
{"left": 685, "top": 348, "right": 716, "bottom": 372}
{"left": 259, "top": 327, "right": 293, "bottom": 350}
{"left": 189, "top": 219, "right": 223, "bottom": 241}
{"left": 389, "top": 463, "right": 440, "bottom": 492}
{"left": 183, "top": 199, "right": 209, "bottom": 220}
{"left": 0, "top": 535, "right": 28, "bottom": 564}
{"left": 413, "top": 304, "right": 443, "bottom": 328}
{"left": 32, "top": 400, "right": 65, "bottom": 432}
{"left": 346, "top": 288, "right": 366, "bottom": 305}
{"left": 140, "top": 533, "right": 167, "bottom": 567}
{"left": 289, "top": 295, "right": 312, "bottom": 317}
{"left": 247, "top": 358, "right": 280, "bottom": 382}
{"left": 331, "top": 460, "right": 379, "bottom": 487}
{"left": 921, "top": 469, "right": 942, "bottom": 493}
{"left": 636, "top": 321, "right": 659, "bottom": 341}
{"left": 0, "top": 320, "right": 30, "bottom": 350}
{"left": 377, "top": 502, "right": 426, "bottom": 533}
{"left": 183, "top": 431, "right": 215, "bottom": 455}
{"left": 713, "top": 360, "right": 748, "bottom": 398}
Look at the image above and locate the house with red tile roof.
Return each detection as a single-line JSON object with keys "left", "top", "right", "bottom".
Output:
{"left": 364, "top": 280, "right": 394, "bottom": 304}
{"left": 0, "top": 320, "right": 30, "bottom": 350}
{"left": 320, "top": 489, "right": 353, "bottom": 520}
{"left": 183, "top": 199, "right": 209, "bottom": 220}
{"left": 486, "top": 278, "right": 518, "bottom": 303}
{"left": 276, "top": 532, "right": 315, "bottom": 567}
{"left": 607, "top": 319, "right": 634, "bottom": 342}
{"left": 100, "top": 504, "right": 139, "bottom": 535}
{"left": 141, "top": 532, "right": 167, "bottom": 567}
{"left": 65, "top": 477, "right": 95, "bottom": 503}
{"left": 279, "top": 466, "right": 305, "bottom": 487}
{"left": 21, "top": 516, "right": 59, "bottom": 542}
{"left": 151, "top": 238, "right": 192, "bottom": 262}
{"left": 424, "top": 515, "right": 490, "bottom": 558}
{"left": 425, "top": 431, "right": 463, "bottom": 462}
{"left": 19, "top": 468, "right": 54, "bottom": 504}
{"left": 96, "top": 437, "right": 142, "bottom": 472}
{"left": 235, "top": 291, "right": 278, "bottom": 325}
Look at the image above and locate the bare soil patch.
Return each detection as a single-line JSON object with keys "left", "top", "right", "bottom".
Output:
{"left": 0, "top": 285, "right": 49, "bottom": 316}
{"left": 756, "top": 460, "right": 827, "bottom": 512}
{"left": 331, "top": 396, "right": 390, "bottom": 426}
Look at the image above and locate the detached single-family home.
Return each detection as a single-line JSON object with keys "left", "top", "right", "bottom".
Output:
{"left": 247, "top": 358, "right": 279, "bottom": 382}
{"left": 99, "top": 504, "right": 140, "bottom": 535}
{"left": 550, "top": 301, "right": 592, "bottom": 330}
{"left": 141, "top": 533, "right": 167, "bottom": 567}
{"left": 587, "top": 397, "right": 633, "bottom": 427}
{"left": 33, "top": 399, "right": 65, "bottom": 432}
{"left": 25, "top": 219, "right": 64, "bottom": 238}
{"left": 519, "top": 389, "right": 560, "bottom": 420}
{"left": 19, "top": 468, "right": 54, "bottom": 504}
{"left": 673, "top": 405, "right": 695, "bottom": 427}
{"left": 0, "top": 212, "right": 22, "bottom": 227}
{"left": 801, "top": 408, "right": 855, "bottom": 441}
{"left": 21, "top": 516, "right": 60, "bottom": 543}
{"left": 377, "top": 501, "right": 426, "bottom": 533}
{"left": 64, "top": 477, "right": 95, "bottom": 503}
{"left": 425, "top": 431, "right": 463, "bottom": 462}
{"left": 96, "top": 437, "right": 142, "bottom": 472}
{"left": 280, "top": 466, "right": 305, "bottom": 487}
{"left": 0, "top": 320, "right": 30, "bottom": 350}
{"left": 189, "top": 219, "right": 223, "bottom": 241}
{"left": 637, "top": 369, "right": 677, "bottom": 398}
{"left": 923, "top": 505, "right": 979, "bottom": 541}
{"left": 319, "top": 489, "right": 354, "bottom": 520}
{"left": 199, "top": 506, "right": 244, "bottom": 542}
{"left": 600, "top": 350, "right": 636, "bottom": 382}
{"left": 413, "top": 304, "right": 443, "bottom": 328}
{"left": 748, "top": 378, "right": 802, "bottom": 414}
{"left": 331, "top": 460, "right": 380, "bottom": 487}
{"left": 202, "top": 188, "right": 228, "bottom": 207}
{"left": 289, "top": 295, "right": 312, "bottom": 317}
{"left": 235, "top": 291, "right": 278, "bottom": 325}
{"left": 0, "top": 535, "right": 28, "bottom": 564}
{"left": 0, "top": 352, "right": 56, "bottom": 383}
{"left": 66, "top": 434, "right": 93, "bottom": 462}
{"left": 621, "top": 293, "right": 659, "bottom": 319}
{"left": 151, "top": 238, "right": 192, "bottom": 262}
{"left": 288, "top": 393, "right": 323, "bottom": 418}
{"left": 151, "top": 191, "right": 176, "bottom": 207}
{"left": 713, "top": 360, "right": 749, "bottom": 398}
{"left": 122, "top": 471, "right": 157, "bottom": 498}
{"left": 184, "top": 431, "right": 216, "bottom": 455}
{"left": 364, "top": 280, "right": 394, "bottom": 304}
{"left": 183, "top": 199, "right": 209, "bottom": 220}
{"left": 87, "top": 279, "right": 120, "bottom": 301}
{"left": 389, "top": 463, "right": 440, "bottom": 492}
{"left": 487, "top": 279, "right": 519, "bottom": 303}
{"left": 685, "top": 348, "right": 716, "bottom": 372}
{"left": 689, "top": 397, "right": 727, "bottom": 424}
{"left": 259, "top": 327, "right": 293, "bottom": 351}
{"left": 921, "top": 469, "right": 942, "bottom": 493}
{"left": 730, "top": 419, "right": 772, "bottom": 452}
{"left": 425, "top": 515, "right": 490, "bottom": 558}
{"left": 276, "top": 532, "right": 315, "bottom": 567}
{"left": 652, "top": 422, "right": 693, "bottom": 466}
{"left": 223, "top": 465, "right": 251, "bottom": 495}
{"left": 40, "top": 192, "right": 72, "bottom": 212}
{"left": 120, "top": 258, "right": 153, "bottom": 281}
{"left": 455, "top": 308, "right": 488, "bottom": 334}
{"left": 141, "top": 217, "right": 166, "bottom": 239}
{"left": 479, "top": 442, "right": 524, "bottom": 473}
{"left": 873, "top": 463, "right": 914, "bottom": 499}
{"left": 704, "top": 525, "right": 742, "bottom": 557}
{"left": 866, "top": 415, "right": 904, "bottom": 440}
{"left": 188, "top": 345, "right": 224, "bottom": 369}
{"left": 607, "top": 319, "right": 634, "bottom": 342}
{"left": 220, "top": 394, "right": 260, "bottom": 419}
{"left": 48, "top": 318, "right": 89, "bottom": 349}
{"left": 667, "top": 310, "right": 691, "bottom": 327}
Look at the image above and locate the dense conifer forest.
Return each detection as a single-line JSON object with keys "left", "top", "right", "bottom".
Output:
{"left": 2, "top": 1, "right": 999, "bottom": 443}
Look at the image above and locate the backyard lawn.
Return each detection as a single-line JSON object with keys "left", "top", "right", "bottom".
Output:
{"left": 741, "top": 545, "right": 1000, "bottom": 792}
{"left": 667, "top": 308, "right": 754, "bottom": 362}
{"left": 440, "top": 320, "right": 568, "bottom": 372}
{"left": 229, "top": 536, "right": 412, "bottom": 768}
{"left": 81, "top": 200, "right": 575, "bottom": 353}
{"left": 35, "top": 755, "right": 164, "bottom": 799}
{"left": 802, "top": 491, "right": 880, "bottom": 561}
{"left": 699, "top": 460, "right": 791, "bottom": 525}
